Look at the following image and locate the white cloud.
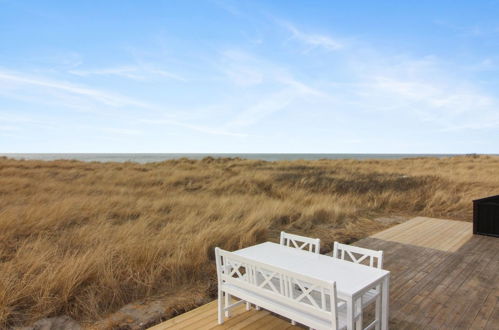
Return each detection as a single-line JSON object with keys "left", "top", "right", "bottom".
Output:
{"left": 218, "top": 49, "right": 328, "bottom": 128}
{"left": 219, "top": 50, "right": 266, "bottom": 86}
{"left": 0, "top": 70, "right": 155, "bottom": 108}
{"left": 0, "top": 125, "right": 19, "bottom": 132}
{"left": 212, "top": 0, "right": 242, "bottom": 17}
{"left": 140, "top": 118, "right": 247, "bottom": 137}
{"left": 0, "top": 111, "right": 56, "bottom": 132}
{"left": 352, "top": 61, "right": 499, "bottom": 131}
{"left": 69, "top": 64, "right": 186, "bottom": 82}
{"left": 227, "top": 90, "right": 296, "bottom": 128}
{"left": 224, "top": 77, "right": 327, "bottom": 129}
{"left": 223, "top": 65, "right": 264, "bottom": 86}
{"left": 219, "top": 48, "right": 327, "bottom": 94}
{"left": 0, "top": 70, "right": 250, "bottom": 138}
{"left": 434, "top": 20, "right": 499, "bottom": 38}
{"left": 2, "top": 12, "right": 498, "bottom": 152}
{"left": 369, "top": 75, "right": 493, "bottom": 112}
{"left": 99, "top": 127, "right": 142, "bottom": 136}
{"left": 281, "top": 21, "right": 343, "bottom": 51}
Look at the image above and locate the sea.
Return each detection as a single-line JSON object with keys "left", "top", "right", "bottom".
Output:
{"left": 0, "top": 153, "right": 472, "bottom": 163}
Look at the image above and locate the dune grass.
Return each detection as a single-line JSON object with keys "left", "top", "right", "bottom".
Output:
{"left": 0, "top": 155, "right": 498, "bottom": 327}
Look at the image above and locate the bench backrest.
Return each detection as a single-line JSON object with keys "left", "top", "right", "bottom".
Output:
{"left": 280, "top": 231, "right": 321, "bottom": 254}
{"left": 333, "top": 242, "right": 383, "bottom": 269}
{"left": 215, "top": 247, "right": 338, "bottom": 329}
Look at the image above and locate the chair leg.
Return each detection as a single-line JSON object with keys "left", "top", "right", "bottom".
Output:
{"left": 218, "top": 290, "right": 224, "bottom": 324}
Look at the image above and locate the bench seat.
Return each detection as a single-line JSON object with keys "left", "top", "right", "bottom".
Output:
{"left": 224, "top": 283, "right": 349, "bottom": 330}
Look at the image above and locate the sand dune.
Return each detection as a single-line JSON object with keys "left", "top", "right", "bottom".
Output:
{"left": 0, "top": 155, "right": 497, "bottom": 327}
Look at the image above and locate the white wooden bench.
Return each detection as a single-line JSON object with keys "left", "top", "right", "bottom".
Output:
{"left": 215, "top": 247, "right": 355, "bottom": 330}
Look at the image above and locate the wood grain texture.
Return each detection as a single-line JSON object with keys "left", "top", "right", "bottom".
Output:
{"left": 370, "top": 217, "right": 473, "bottom": 252}
{"left": 150, "top": 217, "right": 498, "bottom": 330}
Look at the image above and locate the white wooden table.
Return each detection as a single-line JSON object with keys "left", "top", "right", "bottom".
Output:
{"left": 234, "top": 242, "right": 390, "bottom": 330}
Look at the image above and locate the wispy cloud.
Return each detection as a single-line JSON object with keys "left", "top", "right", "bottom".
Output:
{"left": 280, "top": 21, "right": 343, "bottom": 51}
{"left": 218, "top": 48, "right": 328, "bottom": 128}
{"left": 212, "top": 0, "right": 242, "bottom": 17}
{"left": 226, "top": 90, "right": 296, "bottom": 128}
{"left": 0, "top": 70, "right": 250, "bottom": 138}
{"left": 346, "top": 54, "right": 499, "bottom": 130}
{"left": 2, "top": 3, "right": 498, "bottom": 152}
{"left": 99, "top": 127, "right": 142, "bottom": 136}
{"left": 0, "top": 70, "right": 155, "bottom": 108}
{"left": 0, "top": 125, "right": 19, "bottom": 132}
{"left": 219, "top": 48, "right": 326, "bottom": 95}
{"left": 69, "top": 64, "right": 186, "bottom": 82}
{"left": 434, "top": 19, "right": 499, "bottom": 38}
{"left": 140, "top": 118, "right": 248, "bottom": 137}
{"left": 225, "top": 80, "right": 326, "bottom": 129}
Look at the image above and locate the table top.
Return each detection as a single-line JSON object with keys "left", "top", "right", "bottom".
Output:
{"left": 233, "top": 242, "right": 389, "bottom": 297}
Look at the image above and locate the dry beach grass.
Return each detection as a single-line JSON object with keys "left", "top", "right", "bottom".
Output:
{"left": 0, "top": 155, "right": 498, "bottom": 327}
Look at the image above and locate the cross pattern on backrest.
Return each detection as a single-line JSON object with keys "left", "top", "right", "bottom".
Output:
{"left": 227, "top": 261, "right": 245, "bottom": 279}
{"left": 333, "top": 242, "right": 383, "bottom": 269}
{"left": 220, "top": 253, "right": 328, "bottom": 309}
{"left": 290, "top": 278, "right": 323, "bottom": 309}
{"left": 280, "top": 231, "right": 321, "bottom": 254}
{"left": 255, "top": 267, "right": 280, "bottom": 294}
{"left": 287, "top": 238, "right": 313, "bottom": 251}
{"left": 343, "top": 249, "right": 370, "bottom": 265}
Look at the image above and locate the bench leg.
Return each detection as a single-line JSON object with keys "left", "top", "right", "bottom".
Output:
{"left": 218, "top": 290, "right": 224, "bottom": 324}
{"left": 246, "top": 301, "right": 251, "bottom": 311}
{"left": 225, "top": 293, "right": 232, "bottom": 317}
{"left": 291, "top": 320, "right": 296, "bottom": 325}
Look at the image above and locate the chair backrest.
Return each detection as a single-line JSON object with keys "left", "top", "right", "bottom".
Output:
{"left": 215, "top": 247, "right": 338, "bottom": 329}
{"left": 280, "top": 231, "right": 321, "bottom": 254}
{"left": 333, "top": 242, "right": 383, "bottom": 269}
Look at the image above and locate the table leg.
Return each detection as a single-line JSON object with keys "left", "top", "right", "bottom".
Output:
{"left": 375, "top": 284, "right": 381, "bottom": 330}
{"left": 355, "top": 297, "right": 363, "bottom": 329}
{"left": 347, "top": 297, "right": 354, "bottom": 330}
{"left": 381, "top": 275, "right": 390, "bottom": 330}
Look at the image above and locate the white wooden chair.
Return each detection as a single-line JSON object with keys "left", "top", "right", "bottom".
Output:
{"left": 333, "top": 242, "right": 383, "bottom": 269}
{"left": 280, "top": 231, "right": 321, "bottom": 254}
{"left": 333, "top": 242, "right": 384, "bottom": 329}
{"left": 215, "top": 247, "right": 357, "bottom": 330}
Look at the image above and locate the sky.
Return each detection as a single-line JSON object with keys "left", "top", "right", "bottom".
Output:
{"left": 1, "top": 0, "right": 498, "bottom": 153}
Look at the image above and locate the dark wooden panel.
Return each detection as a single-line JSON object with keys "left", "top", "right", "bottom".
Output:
{"left": 474, "top": 194, "right": 499, "bottom": 237}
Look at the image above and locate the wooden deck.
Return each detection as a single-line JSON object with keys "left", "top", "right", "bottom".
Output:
{"left": 370, "top": 216, "right": 473, "bottom": 252}
{"left": 150, "top": 217, "right": 499, "bottom": 330}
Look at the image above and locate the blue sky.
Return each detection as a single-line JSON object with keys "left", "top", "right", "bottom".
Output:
{"left": 1, "top": 0, "right": 498, "bottom": 153}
